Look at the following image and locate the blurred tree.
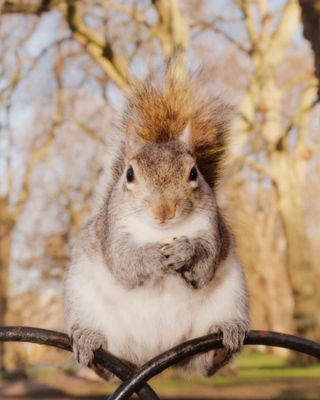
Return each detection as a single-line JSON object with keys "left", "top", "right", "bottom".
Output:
{"left": 0, "top": 31, "right": 65, "bottom": 371}
{"left": 299, "top": 0, "right": 320, "bottom": 97}
{"left": 232, "top": 0, "right": 319, "bottom": 344}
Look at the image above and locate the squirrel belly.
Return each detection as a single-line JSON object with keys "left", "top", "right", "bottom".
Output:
{"left": 64, "top": 236, "right": 247, "bottom": 366}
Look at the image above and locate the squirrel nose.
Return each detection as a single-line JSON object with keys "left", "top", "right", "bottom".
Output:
{"left": 153, "top": 203, "right": 176, "bottom": 224}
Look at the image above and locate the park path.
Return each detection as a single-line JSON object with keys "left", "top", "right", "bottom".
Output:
{"left": 1, "top": 372, "right": 320, "bottom": 399}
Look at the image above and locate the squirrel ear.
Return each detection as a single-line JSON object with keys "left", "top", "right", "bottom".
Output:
{"left": 179, "top": 121, "right": 193, "bottom": 148}
{"left": 125, "top": 123, "right": 146, "bottom": 157}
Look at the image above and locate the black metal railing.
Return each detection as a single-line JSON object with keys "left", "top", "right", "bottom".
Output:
{"left": 1, "top": 326, "right": 320, "bottom": 400}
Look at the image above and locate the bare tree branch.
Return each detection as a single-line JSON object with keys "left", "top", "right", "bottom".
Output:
{"left": 263, "top": 0, "right": 300, "bottom": 67}
{"left": 2, "top": 0, "right": 58, "bottom": 14}
{"left": 15, "top": 46, "right": 64, "bottom": 216}
{"left": 97, "top": 0, "right": 148, "bottom": 26}
{"left": 65, "top": 1, "right": 130, "bottom": 91}
{"left": 150, "top": 0, "right": 189, "bottom": 61}
{"left": 191, "top": 19, "right": 251, "bottom": 54}
{"left": 237, "top": 0, "right": 258, "bottom": 47}
{"left": 242, "top": 157, "right": 274, "bottom": 178}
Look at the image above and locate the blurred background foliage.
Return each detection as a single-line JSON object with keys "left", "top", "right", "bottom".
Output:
{"left": 0, "top": 0, "right": 320, "bottom": 395}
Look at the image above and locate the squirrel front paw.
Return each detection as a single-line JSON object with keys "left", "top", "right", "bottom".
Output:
{"left": 204, "top": 320, "right": 248, "bottom": 376}
{"left": 189, "top": 320, "right": 248, "bottom": 377}
{"left": 71, "top": 325, "right": 108, "bottom": 366}
{"left": 218, "top": 320, "right": 248, "bottom": 352}
{"left": 161, "top": 236, "right": 194, "bottom": 271}
{"left": 142, "top": 242, "right": 166, "bottom": 272}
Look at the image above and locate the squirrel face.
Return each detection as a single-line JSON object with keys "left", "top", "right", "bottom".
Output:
{"left": 123, "top": 140, "right": 204, "bottom": 227}
{"left": 119, "top": 122, "right": 213, "bottom": 227}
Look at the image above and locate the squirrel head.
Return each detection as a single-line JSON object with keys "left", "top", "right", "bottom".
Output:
{"left": 122, "top": 123, "right": 206, "bottom": 226}
{"left": 122, "top": 68, "right": 232, "bottom": 190}
{"left": 112, "top": 67, "right": 232, "bottom": 227}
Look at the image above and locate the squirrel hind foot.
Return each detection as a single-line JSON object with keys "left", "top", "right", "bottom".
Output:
{"left": 71, "top": 325, "right": 108, "bottom": 367}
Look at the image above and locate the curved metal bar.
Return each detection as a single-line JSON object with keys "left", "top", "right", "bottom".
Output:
{"left": 109, "top": 330, "right": 320, "bottom": 400}
{"left": 0, "top": 326, "right": 159, "bottom": 400}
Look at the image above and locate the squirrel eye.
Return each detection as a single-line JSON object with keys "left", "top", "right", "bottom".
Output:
{"left": 189, "top": 165, "right": 198, "bottom": 181}
{"left": 126, "top": 165, "right": 134, "bottom": 183}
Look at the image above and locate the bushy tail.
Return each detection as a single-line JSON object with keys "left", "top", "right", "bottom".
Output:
{"left": 123, "top": 64, "right": 232, "bottom": 188}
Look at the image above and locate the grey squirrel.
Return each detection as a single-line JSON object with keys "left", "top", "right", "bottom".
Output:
{"left": 63, "top": 68, "right": 249, "bottom": 377}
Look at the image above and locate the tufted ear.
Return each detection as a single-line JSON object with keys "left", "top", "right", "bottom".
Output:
{"left": 179, "top": 121, "right": 193, "bottom": 148}
{"left": 125, "top": 123, "right": 147, "bottom": 158}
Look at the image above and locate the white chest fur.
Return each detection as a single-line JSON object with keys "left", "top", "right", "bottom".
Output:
{"left": 120, "top": 211, "right": 212, "bottom": 244}
{"left": 67, "top": 249, "right": 245, "bottom": 365}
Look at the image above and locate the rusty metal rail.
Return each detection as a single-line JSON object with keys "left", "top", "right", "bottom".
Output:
{"left": 1, "top": 326, "right": 320, "bottom": 400}
{"left": 0, "top": 326, "right": 159, "bottom": 400}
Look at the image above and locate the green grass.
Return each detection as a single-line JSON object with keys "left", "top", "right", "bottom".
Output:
{"left": 149, "top": 351, "right": 320, "bottom": 390}
{"left": 2, "top": 351, "right": 319, "bottom": 395}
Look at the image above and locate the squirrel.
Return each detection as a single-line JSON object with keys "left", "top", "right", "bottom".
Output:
{"left": 63, "top": 66, "right": 249, "bottom": 377}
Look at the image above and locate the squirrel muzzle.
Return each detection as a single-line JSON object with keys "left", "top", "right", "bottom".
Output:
{"left": 152, "top": 202, "right": 176, "bottom": 225}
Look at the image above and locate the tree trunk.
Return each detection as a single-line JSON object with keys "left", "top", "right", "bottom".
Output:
{"left": 271, "top": 151, "right": 319, "bottom": 342}
{"left": 0, "top": 197, "right": 13, "bottom": 374}
{"left": 299, "top": 0, "right": 320, "bottom": 97}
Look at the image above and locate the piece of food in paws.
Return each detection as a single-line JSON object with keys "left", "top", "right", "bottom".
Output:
{"left": 160, "top": 237, "right": 176, "bottom": 253}
{"left": 160, "top": 237, "right": 175, "bottom": 244}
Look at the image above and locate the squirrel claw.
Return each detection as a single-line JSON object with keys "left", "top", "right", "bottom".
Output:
{"left": 71, "top": 326, "right": 107, "bottom": 366}
{"left": 185, "top": 321, "right": 248, "bottom": 377}
{"left": 161, "top": 236, "right": 194, "bottom": 270}
{"left": 203, "top": 347, "right": 233, "bottom": 377}
{"left": 202, "top": 321, "right": 248, "bottom": 376}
